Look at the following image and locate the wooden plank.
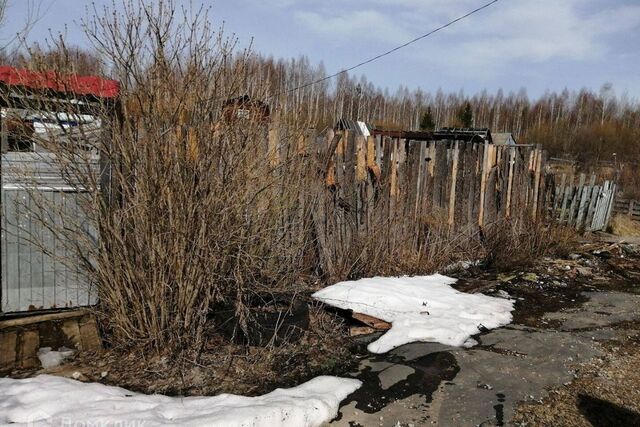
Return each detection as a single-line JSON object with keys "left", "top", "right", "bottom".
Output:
{"left": 505, "top": 146, "right": 516, "bottom": 218}
{"left": 591, "top": 181, "right": 610, "bottom": 231}
{"left": 356, "top": 135, "right": 367, "bottom": 183}
{"left": 352, "top": 312, "right": 391, "bottom": 330}
{"left": 559, "top": 175, "right": 573, "bottom": 223}
{"left": 349, "top": 326, "right": 377, "bottom": 337}
{"left": 585, "top": 184, "right": 601, "bottom": 229}
{"left": 478, "top": 141, "right": 489, "bottom": 227}
{"left": 603, "top": 183, "right": 617, "bottom": 229}
{"left": 448, "top": 141, "right": 459, "bottom": 226}
{"left": 414, "top": 140, "right": 427, "bottom": 219}
{"left": 568, "top": 174, "right": 585, "bottom": 226}
{"left": 553, "top": 173, "right": 566, "bottom": 218}
{"left": 576, "top": 174, "right": 595, "bottom": 229}
{"left": 531, "top": 147, "right": 543, "bottom": 220}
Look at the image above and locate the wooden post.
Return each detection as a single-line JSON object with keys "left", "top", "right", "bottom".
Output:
{"left": 505, "top": 146, "right": 515, "bottom": 219}
{"left": 531, "top": 146, "right": 543, "bottom": 220}
{"left": 448, "top": 141, "right": 459, "bottom": 226}
{"left": 356, "top": 135, "right": 367, "bottom": 182}
{"left": 428, "top": 141, "right": 436, "bottom": 176}
{"left": 390, "top": 138, "right": 399, "bottom": 198}
{"left": 478, "top": 141, "right": 490, "bottom": 227}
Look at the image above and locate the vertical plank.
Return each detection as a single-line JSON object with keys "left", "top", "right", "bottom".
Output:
{"left": 585, "top": 184, "right": 601, "bottom": 230}
{"left": 603, "top": 182, "right": 617, "bottom": 230}
{"left": 568, "top": 173, "right": 585, "bottom": 226}
{"left": 448, "top": 141, "right": 459, "bottom": 226}
{"left": 505, "top": 146, "right": 516, "bottom": 219}
{"left": 531, "top": 147, "right": 543, "bottom": 220}
{"left": 478, "top": 140, "right": 489, "bottom": 227}
{"left": 576, "top": 174, "right": 595, "bottom": 229}
{"left": 553, "top": 173, "right": 567, "bottom": 218}
{"left": 559, "top": 175, "right": 573, "bottom": 223}
{"left": 355, "top": 135, "right": 367, "bottom": 183}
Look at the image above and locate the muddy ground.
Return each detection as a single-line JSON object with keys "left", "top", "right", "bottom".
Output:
{"left": 327, "top": 236, "right": 640, "bottom": 426}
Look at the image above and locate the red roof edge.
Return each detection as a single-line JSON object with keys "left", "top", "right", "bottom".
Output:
{"left": 0, "top": 65, "right": 120, "bottom": 99}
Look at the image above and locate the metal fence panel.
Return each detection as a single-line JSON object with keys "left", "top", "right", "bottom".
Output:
{"left": 1, "top": 187, "right": 96, "bottom": 313}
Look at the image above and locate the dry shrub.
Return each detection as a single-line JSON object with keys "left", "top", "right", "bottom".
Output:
{"left": 4, "top": 1, "right": 319, "bottom": 354}
{"left": 483, "top": 219, "right": 578, "bottom": 270}
{"left": 322, "top": 206, "right": 484, "bottom": 281}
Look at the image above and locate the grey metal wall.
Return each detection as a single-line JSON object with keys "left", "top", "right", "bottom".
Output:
{"left": 1, "top": 152, "right": 97, "bottom": 313}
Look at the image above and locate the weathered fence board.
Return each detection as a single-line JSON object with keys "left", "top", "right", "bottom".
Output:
{"left": 551, "top": 176, "right": 617, "bottom": 231}
{"left": 613, "top": 197, "right": 640, "bottom": 221}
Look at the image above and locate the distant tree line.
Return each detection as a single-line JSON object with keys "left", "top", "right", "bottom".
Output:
{"left": 2, "top": 46, "right": 639, "bottom": 166}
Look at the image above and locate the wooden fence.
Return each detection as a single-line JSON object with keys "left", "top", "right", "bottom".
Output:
{"left": 551, "top": 173, "right": 617, "bottom": 231}
{"left": 291, "top": 129, "right": 556, "bottom": 277}
{"left": 313, "top": 130, "right": 550, "bottom": 228}
{"left": 284, "top": 128, "right": 617, "bottom": 278}
{"left": 613, "top": 197, "right": 640, "bottom": 222}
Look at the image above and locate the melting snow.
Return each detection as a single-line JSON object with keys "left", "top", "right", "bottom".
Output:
{"left": 0, "top": 374, "right": 361, "bottom": 427}
{"left": 37, "top": 347, "right": 75, "bottom": 369}
{"left": 313, "top": 274, "right": 514, "bottom": 353}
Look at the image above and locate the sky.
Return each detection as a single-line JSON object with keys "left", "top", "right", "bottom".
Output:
{"left": 2, "top": 0, "right": 640, "bottom": 100}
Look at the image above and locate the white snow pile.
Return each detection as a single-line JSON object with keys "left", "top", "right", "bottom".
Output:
{"left": 37, "top": 347, "right": 75, "bottom": 369}
{"left": 0, "top": 374, "right": 361, "bottom": 427}
{"left": 313, "top": 274, "right": 514, "bottom": 353}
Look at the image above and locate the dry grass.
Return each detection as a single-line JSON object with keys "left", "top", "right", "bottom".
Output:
{"left": 483, "top": 219, "right": 578, "bottom": 270}
{"left": 610, "top": 214, "right": 640, "bottom": 237}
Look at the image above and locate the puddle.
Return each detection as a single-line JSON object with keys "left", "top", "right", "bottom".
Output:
{"left": 338, "top": 351, "right": 460, "bottom": 414}
{"left": 494, "top": 392, "right": 506, "bottom": 426}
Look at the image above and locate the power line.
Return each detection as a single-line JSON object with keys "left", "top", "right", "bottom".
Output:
{"left": 277, "top": 0, "right": 500, "bottom": 97}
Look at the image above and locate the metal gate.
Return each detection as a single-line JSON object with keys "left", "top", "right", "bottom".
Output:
{"left": 1, "top": 153, "right": 96, "bottom": 313}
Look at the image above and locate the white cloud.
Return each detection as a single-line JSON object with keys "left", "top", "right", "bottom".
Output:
{"left": 295, "top": 9, "right": 412, "bottom": 44}
{"left": 287, "top": 0, "right": 640, "bottom": 69}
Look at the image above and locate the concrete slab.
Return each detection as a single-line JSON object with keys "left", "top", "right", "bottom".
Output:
{"left": 327, "top": 291, "right": 639, "bottom": 427}
{"left": 544, "top": 291, "right": 640, "bottom": 330}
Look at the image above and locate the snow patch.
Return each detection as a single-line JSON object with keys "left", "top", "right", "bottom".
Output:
{"left": 37, "top": 347, "right": 75, "bottom": 369}
{"left": 441, "top": 259, "right": 481, "bottom": 274}
{"left": 0, "top": 374, "right": 361, "bottom": 427}
{"left": 313, "top": 274, "right": 514, "bottom": 353}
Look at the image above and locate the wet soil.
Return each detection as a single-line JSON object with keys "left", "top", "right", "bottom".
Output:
{"left": 337, "top": 351, "right": 459, "bottom": 415}
{"left": 453, "top": 241, "right": 640, "bottom": 329}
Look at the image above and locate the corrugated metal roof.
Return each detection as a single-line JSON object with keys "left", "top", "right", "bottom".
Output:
{"left": 0, "top": 66, "right": 120, "bottom": 99}
{"left": 336, "top": 119, "right": 373, "bottom": 136}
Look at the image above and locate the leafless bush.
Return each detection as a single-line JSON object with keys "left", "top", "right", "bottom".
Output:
{"left": 3, "top": 0, "right": 318, "bottom": 353}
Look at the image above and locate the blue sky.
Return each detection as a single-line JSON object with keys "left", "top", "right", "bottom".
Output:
{"left": 3, "top": 0, "right": 640, "bottom": 99}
